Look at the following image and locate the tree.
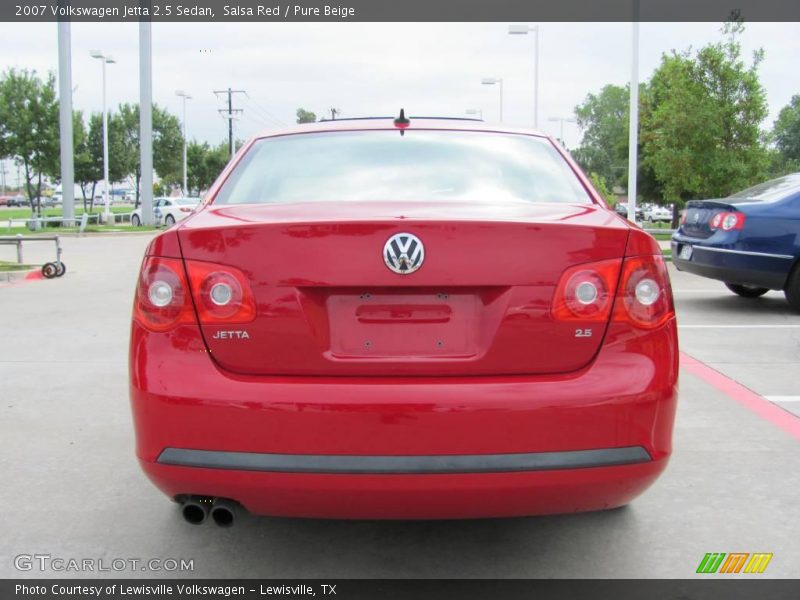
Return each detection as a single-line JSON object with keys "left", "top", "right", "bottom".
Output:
{"left": 573, "top": 85, "right": 629, "bottom": 188}
{"left": 773, "top": 95, "right": 800, "bottom": 167}
{"left": 205, "top": 142, "right": 230, "bottom": 187}
{"left": 153, "top": 107, "right": 183, "bottom": 187}
{"left": 0, "top": 69, "right": 59, "bottom": 216}
{"left": 186, "top": 140, "right": 230, "bottom": 195}
{"left": 296, "top": 108, "right": 317, "bottom": 124}
{"left": 186, "top": 141, "right": 210, "bottom": 194}
{"left": 113, "top": 103, "right": 184, "bottom": 205}
{"left": 641, "top": 23, "right": 769, "bottom": 206}
{"left": 588, "top": 172, "right": 615, "bottom": 205}
{"left": 72, "top": 112, "right": 97, "bottom": 211}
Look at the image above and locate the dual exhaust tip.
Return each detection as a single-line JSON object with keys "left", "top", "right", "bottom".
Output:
{"left": 180, "top": 497, "right": 239, "bottom": 527}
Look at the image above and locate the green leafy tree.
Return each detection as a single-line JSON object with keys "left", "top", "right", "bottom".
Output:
{"left": 187, "top": 141, "right": 229, "bottom": 194}
{"left": 186, "top": 141, "right": 211, "bottom": 194}
{"left": 153, "top": 107, "right": 183, "bottom": 187}
{"left": 641, "top": 23, "right": 769, "bottom": 208}
{"left": 113, "top": 103, "right": 184, "bottom": 205}
{"left": 573, "top": 85, "right": 629, "bottom": 188}
{"left": 773, "top": 94, "right": 800, "bottom": 169}
{"left": 588, "top": 172, "right": 615, "bottom": 205}
{"left": 573, "top": 83, "right": 662, "bottom": 204}
{"left": 296, "top": 108, "right": 317, "bottom": 124}
{"left": 0, "top": 69, "right": 59, "bottom": 216}
{"left": 205, "top": 142, "right": 230, "bottom": 187}
{"left": 73, "top": 112, "right": 102, "bottom": 211}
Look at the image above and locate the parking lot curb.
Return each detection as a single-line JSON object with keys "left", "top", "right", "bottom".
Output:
{"left": 681, "top": 352, "right": 800, "bottom": 442}
{"left": 0, "top": 268, "right": 41, "bottom": 283}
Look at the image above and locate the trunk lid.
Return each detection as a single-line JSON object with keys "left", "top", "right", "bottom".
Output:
{"left": 681, "top": 200, "right": 736, "bottom": 239}
{"left": 178, "top": 201, "right": 629, "bottom": 376}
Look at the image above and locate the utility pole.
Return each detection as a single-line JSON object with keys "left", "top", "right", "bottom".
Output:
{"left": 214, "top": 88, "right": 245, "bottom": 157}
{"left": 330, "top": 107, "right": 340, "bottom": 120}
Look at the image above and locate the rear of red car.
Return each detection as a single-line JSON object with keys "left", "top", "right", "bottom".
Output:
{"left": 129, "top": 120, "right": 678, "bottom": 521}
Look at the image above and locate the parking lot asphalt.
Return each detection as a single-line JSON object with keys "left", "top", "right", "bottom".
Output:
{"left": 1, "top": 233, "right": 799, "bottom": 579}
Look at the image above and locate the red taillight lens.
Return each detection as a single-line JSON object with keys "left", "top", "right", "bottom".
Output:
{"left": 185, "top": 260, "right": 256, "bottom": 324}
{"left": 709, "top": 211, "right": 745, "bottom": 231}
{"left": 179, "top": 207, "right": 192, "bottom": 213}
{"left": 133, "top": 257, "right": 194, "bottom": 332}
{"left": 679, "top": 210, "right": 687, "bottom": 225}
{"left": 721, "top": 212, "right": 745, "bottom": 230}
{"left": 552, "top": 259, "right": 622, "bottom": 321}
{"left": 613, "top": 255, "right": 674, "bottom": 329}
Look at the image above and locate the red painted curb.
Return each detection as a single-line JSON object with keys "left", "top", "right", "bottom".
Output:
{"left": 680, "top": 352, "right": 800, "bottom": 442}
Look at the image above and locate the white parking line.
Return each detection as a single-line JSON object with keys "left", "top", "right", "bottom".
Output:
{"left": 765, "top": 396, "right": 800, "bottom": 403}
{"left": 678, "top": 324, "right": 800, "bottom": 329}
{"left": 672, "top": 289, "right": 740, "bottom": 293}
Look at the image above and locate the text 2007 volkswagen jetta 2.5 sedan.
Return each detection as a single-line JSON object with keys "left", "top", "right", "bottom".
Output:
{"left": 129, "top": 114, "right": 678, "bottom": 525}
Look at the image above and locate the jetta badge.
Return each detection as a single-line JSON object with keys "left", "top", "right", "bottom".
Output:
{"left": 384, "top": 233, "right": 424, "bottom": 275}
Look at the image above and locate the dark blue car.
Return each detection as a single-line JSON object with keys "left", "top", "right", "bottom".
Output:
{"left": 672, "top": 173, "right": 800, "bottom": 311}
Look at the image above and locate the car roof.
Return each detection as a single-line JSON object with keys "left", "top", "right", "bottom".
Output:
{"left": 252, "top": 117, "right": 549, "bottom": 141}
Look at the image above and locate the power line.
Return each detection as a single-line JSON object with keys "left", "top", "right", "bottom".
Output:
{"left": 242, "top": 93, "right": 288, "bottom": 127}
{"left": 238, "top": 97, "right": 283, "bottom": 130}
{"left": 213, "top": 88, "right": 245, "bottom": 157}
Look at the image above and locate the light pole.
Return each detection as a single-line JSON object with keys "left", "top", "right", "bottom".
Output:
{"left": 175, "top": 90, "right": 192, "bottom": 196}
{"left": 90, "top": 50, "right": 115, "bottom": 224}
{"left": 627, "top": 18, "right": 640, "bottom": 223}
{"left": 547, "top": 116, "right": 576, "bottom": 147}
{"left": 481, "top": 78, "right": 503, "bottom": 123}
{"left": 465, "top": 108, "right": 483, "bottom": 120}
{"left": 508, "top": 24, "right": 540, "bottom": 128}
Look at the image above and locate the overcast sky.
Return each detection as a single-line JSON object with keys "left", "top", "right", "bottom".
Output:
{"left": 1, "top": 21, "right": 798, "bottom": 167}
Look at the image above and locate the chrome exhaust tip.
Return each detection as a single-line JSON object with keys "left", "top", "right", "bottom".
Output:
{"left": 181, "top": 499, "right": 210, "bottom": 525}
{"left": 210, "top": 498, "right": 238, "bottom": 528}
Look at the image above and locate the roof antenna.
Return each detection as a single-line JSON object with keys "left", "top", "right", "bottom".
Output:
{"left": 394, "top": 108, "right": 410, "bottom": 135}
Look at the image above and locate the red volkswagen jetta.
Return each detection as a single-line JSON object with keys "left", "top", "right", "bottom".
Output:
{"left": 129, "top": 116, "right": 678, "bottom": 525}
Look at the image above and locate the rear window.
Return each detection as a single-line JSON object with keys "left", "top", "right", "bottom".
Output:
{"left": 213, "top": 130, "right": 592, "bottom": 206}
{"left": 728, "top": 173, "right": 800, "bottom": 203}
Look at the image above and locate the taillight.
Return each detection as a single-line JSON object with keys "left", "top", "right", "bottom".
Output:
{"left": 552, "top": 259, "right": 622, "bottom": 321}
{"left": 709, "top": 211, "right": 745, "bottom": 231}
{"left": 679, "top": 210, "right": 687, "bottom": 225}
{"left": 133, "top": 257, "right": 194, "bottom": 332}
{"left": 613, "top": 255, "right": 674, "bottom": 329}
{"left": 185, "top": 260, "right": 256, "bottom": 324}
{"left": 179, "top": 207, "right": 192, "bottom": 213}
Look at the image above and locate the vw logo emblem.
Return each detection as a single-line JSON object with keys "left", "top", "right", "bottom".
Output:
{"left": 384, "top": 233, "right": 424, "bottom": 275}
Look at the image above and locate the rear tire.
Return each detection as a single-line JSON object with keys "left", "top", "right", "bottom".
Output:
{"left": 725, "top": 283, "right": 769, "bottom": 298}
{"left": 784, "top": 264, "right": 800, "bottom": 312}
{"left": 131, "top": 214, "right": 141, "bottom": 227}
{"left": 164, "top": 214, "right": 176, "bottom": 226}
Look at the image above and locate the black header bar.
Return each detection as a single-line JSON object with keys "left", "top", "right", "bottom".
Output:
{"left": 3, "top": 0, "right": 800, "bottom": 23}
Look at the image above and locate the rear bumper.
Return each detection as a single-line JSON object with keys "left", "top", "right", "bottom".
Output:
{"left": 130, "top": 320, "right": 679, "bottom": 518}
{"left": 671, "top": 239, "right": 793, "bottom": 290}
{"left": 141, "top": 458, "right": 667, "bottom": 519}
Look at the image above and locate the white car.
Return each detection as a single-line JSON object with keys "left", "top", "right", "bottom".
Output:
{"left": 131, "top": 197, "right": 200, "bottom": 227}
{"left": 645, "top": 205, "right": 672, "bottom": 223}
